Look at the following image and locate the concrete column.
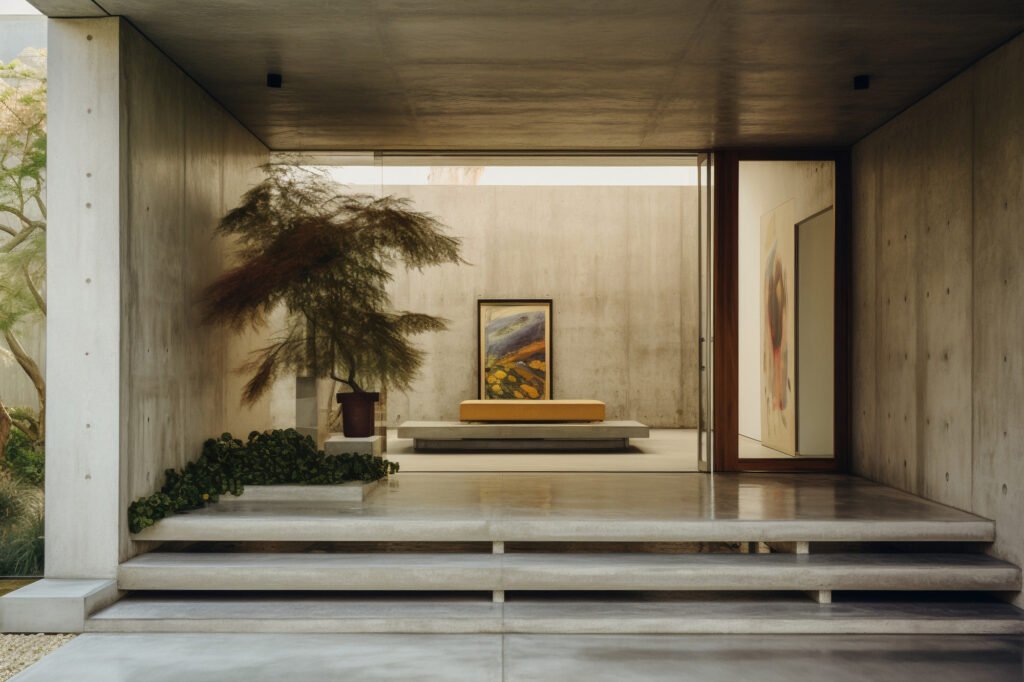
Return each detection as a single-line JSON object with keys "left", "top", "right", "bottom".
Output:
{"left": 45, "top": 17, "right": 123, "bottom": 580}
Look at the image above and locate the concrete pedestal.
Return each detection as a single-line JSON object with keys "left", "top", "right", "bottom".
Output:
{"left": 324, "top": 434, "right": 383, "bottom": 457}
{"left": 223, "top": 481, "right": 383, "bottom": 503}
{"left": 0, "top": 579, "right": 120, "bottom": 633}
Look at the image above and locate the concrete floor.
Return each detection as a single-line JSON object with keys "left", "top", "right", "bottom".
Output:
{"left": 385, "top": 428, "right": 699, "bottom": 472}
{"left": 88, "top": 592, "right": 1024, "bottom": 635}
{"left": 11, "top": 632, "right": 1023, "bottom": 681}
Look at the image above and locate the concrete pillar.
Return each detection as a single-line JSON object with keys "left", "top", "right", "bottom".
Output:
{"left": 0, "top": 16, "right": 125, "bottom": 635}
{"left": 45, "top": 17, "right": 123, "bottom": 581}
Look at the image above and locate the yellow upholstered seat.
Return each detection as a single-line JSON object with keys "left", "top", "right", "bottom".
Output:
{"left": 459, "top": 399, "right": 605, "bottom": 423}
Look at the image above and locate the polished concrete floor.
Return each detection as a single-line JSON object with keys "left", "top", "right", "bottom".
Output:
{"left": 153, "top": 472, "right": 991, "bottom": 527}
{"left": 386, "top": 428, "right": 699, "bottom": 472}
{"left": 134, "top": 472, "right": 994, "bottom": 544}
{"left": 12, "top": 632, "right": 1023, "bottom": 681}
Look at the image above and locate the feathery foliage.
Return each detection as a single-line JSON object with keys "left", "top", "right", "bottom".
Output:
{"left": 202, "top": 163, "right": 463, "bottom": 401}
{"left": 0, "top": 50, "right": 48, "bottom": 451}
{"left": 0, "top": 51, "right": 46, "bottom": 337}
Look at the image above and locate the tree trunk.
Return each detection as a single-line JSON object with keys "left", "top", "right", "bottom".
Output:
{"left": 3, "top": 330, "right": 45, "bottom": 444}
{"left": 0, "top": 398, "right": 11, "bottom": 464}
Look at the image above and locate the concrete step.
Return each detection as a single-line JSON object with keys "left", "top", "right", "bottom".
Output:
{"left": 132, "top": 508, "right": 995, "bottom": 544}
{"left": 117, "top": 552, "right": 1021, "bottom": 593}
{"left": 87, "top": 593, "right": 1024, "bottom": 635}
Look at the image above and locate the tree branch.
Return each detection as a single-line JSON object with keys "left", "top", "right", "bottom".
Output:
{"left": 22, "top": 265, "right": 45, "bottom": 316}
{"left": 0, "top": 218, "right": 40, "bottom": 253}
{"left": 3, "top": 330, "right": 45, "bottom": 442}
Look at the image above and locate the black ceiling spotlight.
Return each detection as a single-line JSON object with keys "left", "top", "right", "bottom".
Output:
{"left": 266, "top": 73, "right": 283, "bottom": 88}
{"left": 853, "top": 74, "right": 870, "bottom": 91}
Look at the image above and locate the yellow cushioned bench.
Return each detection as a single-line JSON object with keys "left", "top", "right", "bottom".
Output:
{"left": 460, "top": 399, "right": 605, "bottom": 423}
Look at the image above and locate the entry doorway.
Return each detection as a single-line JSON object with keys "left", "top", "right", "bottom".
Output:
{"left": 713, "top": 152, "right": 850, "bottom": 472}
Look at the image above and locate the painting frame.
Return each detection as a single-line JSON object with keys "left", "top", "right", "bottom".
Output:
{"left": 477, "top": 299, "right": 553, "bottom": 400}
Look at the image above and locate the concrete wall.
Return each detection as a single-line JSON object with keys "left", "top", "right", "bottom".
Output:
{"left": 117, "top": 20, "right": 280, "bottom": 560}
{"left": 0, "top": 15, "right": 46, "bottom": 411}
{"left": 46, "top": 17, "right": 275, "bottom": 578}
{"left": 851, "top": 34, "right": 1024, "bottom": 606}
{"left": 737, "top": 161, "right": 834, "bottom": 441}
{"left": 381, "top": 184, "right": 699, "bottom": 428}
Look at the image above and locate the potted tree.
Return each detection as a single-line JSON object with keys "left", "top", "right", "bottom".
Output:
{"left": 202, "top": 163, "right": 463, "bottom": 436}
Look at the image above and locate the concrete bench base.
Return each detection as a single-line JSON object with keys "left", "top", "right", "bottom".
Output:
{"left": 397, "top": 420, "right": 649, "bottom": 452}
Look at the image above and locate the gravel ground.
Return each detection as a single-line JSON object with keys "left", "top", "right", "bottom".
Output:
{"left": 0, "top": 634, "right": 76, "bottom": 681}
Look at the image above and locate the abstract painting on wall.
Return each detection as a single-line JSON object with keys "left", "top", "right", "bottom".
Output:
{"left": 760, "top": 200, "right": 797, "bottom": 455}
{"left": 478, "top": 299, "right": 552, "bottom": 400}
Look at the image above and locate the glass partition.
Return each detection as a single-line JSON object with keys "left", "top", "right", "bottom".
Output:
{"left": 308, "top": 154, "right": 705, "bottom": 472}
{"left": 697, "top": 153, "right": 714, "bottom": 472}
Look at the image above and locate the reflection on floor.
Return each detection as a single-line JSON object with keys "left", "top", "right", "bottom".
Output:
{"left": 385, "top": 428, "right": 699, "bottom": 472}
{"left": 13, "top": 632, "right": 1023, "bottom": 681}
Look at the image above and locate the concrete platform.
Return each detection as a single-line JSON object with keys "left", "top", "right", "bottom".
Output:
{"left": 397, "top": 420, "right": 649, "bottom": 451}
{"left": 11, "top": 632, "right": 1024, "bottom": 682}
{"left": 87, "top": 593, "right": 1024, "bottom": 635}
{"left": 132, "top": 472, "right": 996, "bottom": 544}
{"left": 116, "top": 552, "right": 1021, "bottom": 592}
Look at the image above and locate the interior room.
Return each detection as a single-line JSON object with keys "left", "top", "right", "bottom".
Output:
{"left": 303, "top": 155, "right": 706, "bottom": 472}
{"left": 737, "top": 160, "right": 837, "bottom": 460}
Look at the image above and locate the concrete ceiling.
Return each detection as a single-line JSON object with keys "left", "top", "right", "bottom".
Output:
{"left": 31, "top": 1, "right": 1024, "bottom": 151}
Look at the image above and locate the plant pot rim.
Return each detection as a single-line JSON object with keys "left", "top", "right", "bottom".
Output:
{"left": 337, "top": 391, "right": 380, "bottom": 402}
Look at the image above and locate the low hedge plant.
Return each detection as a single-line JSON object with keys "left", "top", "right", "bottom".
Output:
{"left": 128, "top": 428, "right": 398, "bottom": 533}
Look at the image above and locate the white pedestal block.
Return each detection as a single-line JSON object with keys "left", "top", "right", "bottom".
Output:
{"left": 324, "top": 434, "right": 383, "bottom": 457}
{"left": 0, "top": 579, "right": 120, "bottom": 633}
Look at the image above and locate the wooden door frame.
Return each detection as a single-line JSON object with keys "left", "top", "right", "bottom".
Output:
{"left": 712, "top": 149, "right": 852, "bottom": 472}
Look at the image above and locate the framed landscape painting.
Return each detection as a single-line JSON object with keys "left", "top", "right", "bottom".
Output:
{"left": 478, "top": 299, "right": 552, "bottom": 400}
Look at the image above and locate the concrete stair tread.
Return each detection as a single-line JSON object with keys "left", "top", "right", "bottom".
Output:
{"left": 132, "top": 511, "right": 995, "bottom": 543}
{"left": 117, "top": 552, "right": 1021, "bottom": 592}
{"left": 87, "top": 593, "right": 1024, "bottom": 634}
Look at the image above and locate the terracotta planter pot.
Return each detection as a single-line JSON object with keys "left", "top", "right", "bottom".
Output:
{"left": 336, "top": 391, "right": 380, "bottom": 438}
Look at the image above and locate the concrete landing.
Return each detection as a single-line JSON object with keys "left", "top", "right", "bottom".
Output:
{"left": 116, "top": 552, "right": 1021, "bottom": 592}
{"left": 87, "top": 593, "right": 1024, "bottom": 635}
{"left": 132, "top": 472, "right": 996, "bottom": 543}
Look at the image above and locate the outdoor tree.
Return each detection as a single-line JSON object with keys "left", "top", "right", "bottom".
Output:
{"left": 0, "top": 50, "right": 47, "bottom": 457}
